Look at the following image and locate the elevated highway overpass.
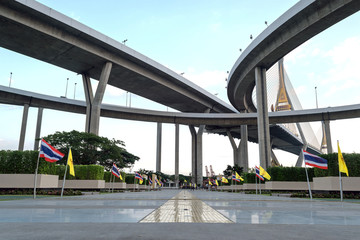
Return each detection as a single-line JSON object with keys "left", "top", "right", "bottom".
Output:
{"left": 1, "top": 0, "right": 360, "bottom": 183}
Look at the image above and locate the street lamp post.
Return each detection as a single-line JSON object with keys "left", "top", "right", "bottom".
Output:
{"left": 73, "top": 82, "right": 77, "bottom": 99}
{"left": 9, "top": 72, "right": 12, "bottom": 87}
{"left": 65, "top": 78, "right": 69, "bottom": 98}
{"left": 315, "top": 86, "right": 318, "bottom": 108}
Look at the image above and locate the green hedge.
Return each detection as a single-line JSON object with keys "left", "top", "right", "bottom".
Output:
{"left": 56, "top": 165, "right": 104, "bottom": 180}
{"left": 104, "top": 171, "right": 125, "bottom": 182}
{"left": 314, "top": 153, "right": 360, "bottom": 177}
{"left": 244, "top": 173, "right": 256, "bottom": 183}
{"left": 0, "top": 150, "right": 57, "bottom": 174}
{"left": 267, "top": 167, "right": 314, "bottom": 182}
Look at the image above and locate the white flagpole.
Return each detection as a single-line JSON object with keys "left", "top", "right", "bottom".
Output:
{"left": 61, "top": 155, "right": 69, "bottom": 198}
{"left": 338, "top": 140, "right": 344, "bottom": 202}
{"left": 109, "top": 172, "right": 113, "bottom": 192}
{"left": 304, "top": 165, "right": 312, "bottom": 200}
{"left": 339, "top": 169, "right": 343, "bottom": 202}
{"left": 33, "top": 147, "right": 42, "bottom": 199}
{"left": 255, "top": 174, "right": 258, "bottom": 195}
{"left": 112, "top": 173, "right": 115, "bottom": 193}
{"left": 259, "top": 178, "right": 262, "bottom": 195}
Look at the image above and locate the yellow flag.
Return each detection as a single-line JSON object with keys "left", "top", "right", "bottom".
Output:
{"left": 67, "top": 148, "right": 75, "bottom": 177}
{"left": 259, "top": 166, "right": 271, "bottom": 180}
{"left": 119, "top": 173, "right": 123, "bottom": 181}
{"left": 184, "top": 179, "right": 187, "bottom": 183}
{"left": 208, "top": 179, "right": 212, "bottom": 185}
{"left": 215, "top": 180, "right": 219, "bottom": 186}
{"left": 221, "top": 177, "right": 228, "bottom": 183}
{"left": 235, "top": 171, "right": 244, "bottom": 181}
{"left": 338, "top": 141, "right": 349, "bottom": 176}
{"left": 139, "top": 179, "right": 143, "bottom": 184}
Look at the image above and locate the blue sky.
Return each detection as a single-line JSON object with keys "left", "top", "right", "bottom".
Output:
{"left": 1, "top": 1, "right": 360, "bottom": 175}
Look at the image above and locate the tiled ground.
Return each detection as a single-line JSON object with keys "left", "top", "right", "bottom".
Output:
{"left": 140, "top": 190, "right": 232, "bottom": 223}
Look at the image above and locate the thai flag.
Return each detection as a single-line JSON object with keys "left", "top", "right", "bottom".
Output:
{"left": 148, "top": 177, "right": 153, "bottom": 185}
{"left": 255, "top": 166, "right": 264, "bottom": 181}
{"left": 111, "top": 164, "right": 121, "bottom": 178}
{"left": 232, "top": 174, "right": 240, "bottom": 182}
{"left": 303, "top": 150, "right": 328, "bottom": 169}
{"left": 135, "top": 172, "right": 143, "bottom": 180}
{"left": 39, "top": 139, "right": 64, "bottom": 163}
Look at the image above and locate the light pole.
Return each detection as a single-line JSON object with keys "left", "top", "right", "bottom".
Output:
{"left": 122, "top": 39, "right": 128, "bottom": 45}
{"left": 9, "top": 72, "right": 12, "bottom": 87}
{"left": 65, "top": 78, "right": 69, "bottom": 98}
{"left": 73, "top": 82, "right": 77, "bottom": 99}
{"left": 265, "top": 21, "right": 268, "bottom": 27}
{"left": 315, "top": 86, "right": 318, "bottom": 108}
{"left": 126, "top": 91, "right": 128, "bottom": 107}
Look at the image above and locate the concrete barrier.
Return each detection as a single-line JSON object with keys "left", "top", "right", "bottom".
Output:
{"left": 105, "top": 182, "right": 126, "bottom": 190}
{"left": 265, "top": 181, "right": 313, "bottom": 191}
{"left": 0, "top": 174, "right": 58, "bottom": 188}
{"left": 313, "top": 177, "right": 360, "bottom": 191}
{"left": 58, "top": 180, "right": 105, "bottom": 189}
{"left": 126, "top": 184, "right": 139, "bottom": 190}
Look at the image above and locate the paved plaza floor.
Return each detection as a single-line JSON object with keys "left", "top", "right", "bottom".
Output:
{"left": 0, "top": 189, "right": 359, "bottom": 239}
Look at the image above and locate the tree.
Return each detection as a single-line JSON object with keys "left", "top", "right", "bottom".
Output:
{"left": 43, "top": 130, "right": 139, "bottom": 170}
{"left": 223, "top": 164, "right": 243, "bottom": 177}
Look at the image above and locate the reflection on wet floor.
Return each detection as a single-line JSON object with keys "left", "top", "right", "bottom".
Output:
{"left": 140, "top": 190, "right": 232, "bottom": 223}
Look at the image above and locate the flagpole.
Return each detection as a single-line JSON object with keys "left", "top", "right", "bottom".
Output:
{"left": 255, "top": 174, "right": 257, "bottom": 195}
{"left": 112, "top": 172, "right": 115, "bottom": 193}
{"left": 339, "top": 169, "right": 343, "bottom": 202}
{"left": 61, "top": 160, "right": 69, "bottom": 198}
{"left": 259, "top": 179, "right": 262, "bottom": 195}
{"left": 338, "top": 140, "right": 344, "bottom": 202}
{"left": 232, "top": 177, "right": 234, "bottom": 193}
{"left": 134, "top": 174, "right": 136, "bottom": 192}
{"left": 33, "top": 147, "right": 42, "bottom": 199}
{"left": 304, "top": 165, "right": 312, "bottom": 200}
{"left": 109, "top": 172, "right": 113, "bottom": 192}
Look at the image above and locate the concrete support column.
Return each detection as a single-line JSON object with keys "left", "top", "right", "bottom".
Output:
{"left": 189, "top": 126, "right": 196, "bottom": 183}
{"left": 240, "top": 124, "right": 249, "bottom": 172}
{"left": 156, "top": 122, "right": 162, "bottom": 172}
{"left": 255, "top": 67, "right": 271, "bottom": 169}
{"left": 189, "top": 125, "right": 205, "bottom": 185}
{"left": 82, "top": 74, "right": 93, "bottom": 133}
{"left": 89, "top": 62, "right": 112, "bottom": 135}
{"left": 33, "top": 107, "right": 43, "bottom": 150}
{"left": 324, "top": 120, "right": 333, "bottom": 153}
{"left": 196, "top": 125, "right": 205, "bottom": 186}
{"left": 18, "top": 103, "right": 29, "bottom": 151}
{"left": 226, "top": 130, "right": 241, "bottom": 166}
{"left": 175, "top": 124, "right": 179, "bottom": 188}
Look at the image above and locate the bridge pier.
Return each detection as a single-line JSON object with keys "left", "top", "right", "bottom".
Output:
{"left": 175, "top": 123, "right": 179, "bottom": 188}
{"left": 156, "top": 122, "right": 162, "bottom": 172}
{"left": 18, "top": 103, "right": 29, "bottom": 151}
{"left": 255, "top": 67, "right": 271, "bottom": 170}
{"left": 324, "top": 120, "right": 333, "bottom": 153}
{"left": 240, "top": 124, "right": 249, "bottom": 172}
{"left": 33, "top": 107, "right": 43, "bottom": 150}
{"left": 82, "top": 62, "right": 112, "bottom": 135}
{"left": 189, "top": 125, "right": 205, "bottom": 186}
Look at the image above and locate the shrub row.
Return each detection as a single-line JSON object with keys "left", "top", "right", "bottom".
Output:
{"left": 0, "top": 150, "right": 104, "bottom": 180}
{"left": 104, "top": 171, "right": 126, "bottom": 182}
{"left": 56, "top": 165, "right": 104, "bottom": 180}
{"left": 0, "top": 150, "right": 56, "bottom": 174}
{"left": 314, "top": 153, "right": 360, "bottom": 177}
{"left": 267, "top": 167, "right": 315, "bottom": 182}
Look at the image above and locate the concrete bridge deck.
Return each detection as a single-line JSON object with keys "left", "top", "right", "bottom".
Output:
{"left": 0, "top": 189, "right": 359, "bottom": 239}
